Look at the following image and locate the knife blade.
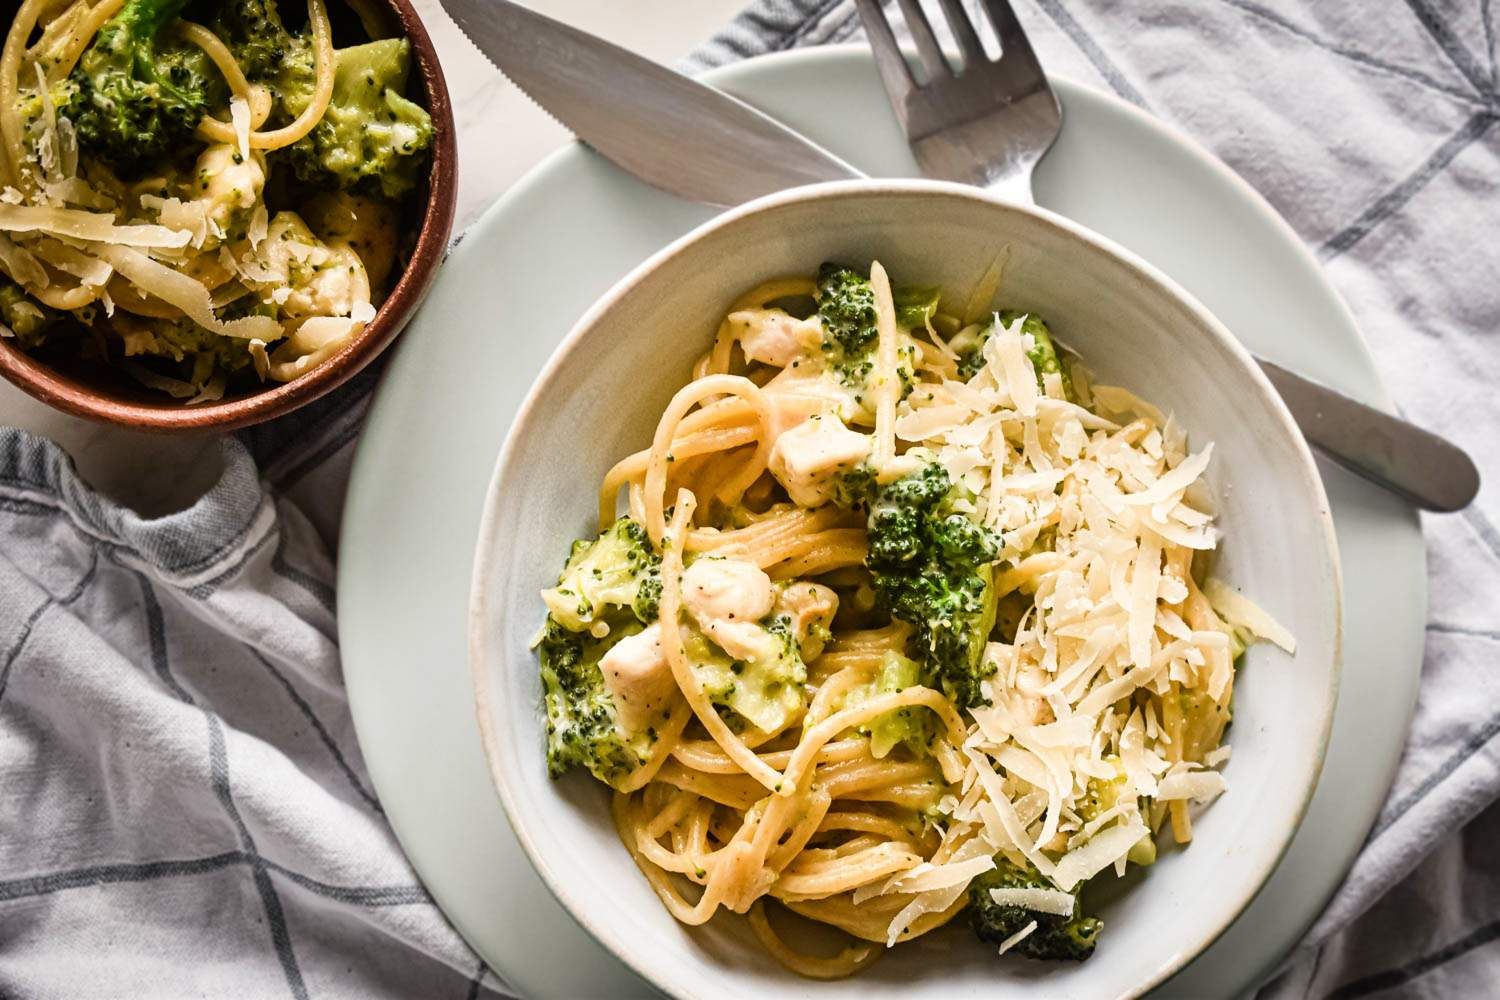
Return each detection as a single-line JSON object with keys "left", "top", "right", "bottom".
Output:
{"left": 442, "top": 0, "right": 862, "bottom": 205}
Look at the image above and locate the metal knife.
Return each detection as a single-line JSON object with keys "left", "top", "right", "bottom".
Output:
{"left": 443, "top": 0, "right": 859, "bottom": 204}
{"left": 440, "top": 0, "right": 1480, "bottom": 512}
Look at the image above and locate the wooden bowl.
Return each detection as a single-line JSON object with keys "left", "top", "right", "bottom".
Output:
{"left": 0, "top": 0, "right": 458, "bottom": 432}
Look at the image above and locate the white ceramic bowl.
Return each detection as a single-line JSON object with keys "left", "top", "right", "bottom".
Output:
{"left": 469, "top": 180, "right": 1341, "bottom": 1000}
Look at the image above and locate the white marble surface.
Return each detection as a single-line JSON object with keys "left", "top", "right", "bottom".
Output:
{"left": 0, "top": 0, "right": 745, "bottom": 516}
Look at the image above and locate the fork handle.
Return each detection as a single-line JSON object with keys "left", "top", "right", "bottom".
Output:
{"left": 982, "top": 171, "right": 1036, "bottom": 205}
{"left": 1256, "top": 359, "right": 1479, "bottom": 511}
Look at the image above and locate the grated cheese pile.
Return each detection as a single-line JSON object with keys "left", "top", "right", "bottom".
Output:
{"left": 865, "top": 316, "right": 1294, "bottom": 943}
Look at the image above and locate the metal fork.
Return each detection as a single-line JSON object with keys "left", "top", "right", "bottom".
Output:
{"left": 855, "top": 0, "right": 1480, "bottom": 511}
{"left": 856, "top": 0, "right": 1061, "bottom": 203}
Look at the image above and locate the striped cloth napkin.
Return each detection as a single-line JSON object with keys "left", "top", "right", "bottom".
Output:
{"left": 2, "top": 2, "right": 1496, "bottom": 997}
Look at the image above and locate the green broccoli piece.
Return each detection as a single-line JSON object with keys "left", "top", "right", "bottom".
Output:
{"left": 0, "top": 279, "right": 60, "bottom": 349}
{"left": 539, "top": 517, "right": 662, "bottom": 632}
{"left": 209, "top": 0, "right": 304, "bottom": 82}
{"left": 537, "top": 516, "right": 667, "bottom": 784}
{"left": 892, "top": 285, "right": 941, "bottom": 331}
{"left": 864, "top": 651, "right": 936, "bottom": 758}
{"left": 831, "top": 463, "right": 878, "bottom": 510}
{"left": 816, "top": 262, "right": 877, "bottom": 354}
{"left": 537, "top": 617, "right": 657, "bottom": 783}
{"left": 953, "top": 311, "right": 1073, "bottom": 400}
{"left": 682, "top": 609, "right": 807, "bottom": 735}
{"left": 207, "top": 0, "right": 320, "bottom": 138}
{"left": 861, "top": 462, "right": 1000, "bottom": 708}
{"left": 60, "top": 0, "right": 226, "bottom": 175}
{"left": 815, "top": 263, "right": 929, "bottom": 394}
{"left": 816, "top": 262, "right": 878, "bottom": 383}
{"left": 1012, "top": 311, "right": 1071, "bottom": 397}
{"left": 276, "top": 39, "right": 434, "bottom": 199}
{"left": 969, "top": 859, "right": 1103, "bottom": 961}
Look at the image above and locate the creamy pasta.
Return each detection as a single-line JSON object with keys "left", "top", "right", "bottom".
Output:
{"left": 533, "top": 261, "right": 1292, "bottom": 977}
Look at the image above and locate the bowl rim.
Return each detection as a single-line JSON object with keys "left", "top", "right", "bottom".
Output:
{"left": 0, "top": 0, "right": 458, "bottom": 433}
{"left": 467, "top": 177, "right": 1343, "bottom": 1000}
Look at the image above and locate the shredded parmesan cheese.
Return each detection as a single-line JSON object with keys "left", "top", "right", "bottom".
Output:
{"left": 0, "top": 232, "right": 48, "bottom": 288}
{"left": 887, "top": 853, "right": 996, "bottom": 894}
{"left": 229, "top": 96, "right": 252, "bottom": 162}
{"left": 94, "top": 245, "right": 280, "bottom": 341}
{"left": 997, "top": 920, "right": 1038, "bottom": 955}
{"left": 1051, "top": 821, "right": 1150, "bottom": 891}
{"left": 870, "top": 312, "right": 1295, "bottom": 926}
{"left": 0, "top": 205, "right": 191, "bottom": 249}
{"left": 1203, "top": 577, "right": 1296, "bottom": 653}
{"left": 987, "top": 886, "right": 1077, "bottom": 917}
{"left": 1157, "top": 769, "right": 1228, "bottom": 803}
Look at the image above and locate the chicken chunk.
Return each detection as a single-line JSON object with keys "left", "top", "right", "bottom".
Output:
{"left": 772, "top": 582, "right": 839, "bottom": 662}
{"left": 302, "top": 191, "right": 400, "bottom": 295}
{"left": 768, "top": 413, "right": 873, "bottom": 507}
{"left": 190, "top": 144, "right": 266, "bottom": 243}
{"left": 253, "top": 212, "right": 372, "bottom": 320}
{"left": 598, "top": 625, "right": 678, "bottom": 734}
{"left": 729, "top": 308, "right": 823, "bottom": 368}
{"left": 1008, "top": 663, "right": 1056, "bottom": 727}
{"left": 680, "top": 557, "right": 780, "bottom": 662}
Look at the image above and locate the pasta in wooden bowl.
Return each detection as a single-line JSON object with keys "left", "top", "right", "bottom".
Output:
{"left": 0, "top": 0, "right": 455, "bottom": 429}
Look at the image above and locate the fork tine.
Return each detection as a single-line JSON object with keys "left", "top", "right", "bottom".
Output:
{"left": 978, "top": 0, "right": 1045, "bottom": 78}
{"left": 933, "top": 0, "right": 985, "bottom": 67}
{"left": 854, "top": 0, "right": 917, "bottom": 102}
{"left": 893, "top": 0, "right": 952, "bottom": 79}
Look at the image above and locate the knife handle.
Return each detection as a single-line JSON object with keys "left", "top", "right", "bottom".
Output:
{"left": 1256, "top": 358, "right": 1479, "bottom": 512}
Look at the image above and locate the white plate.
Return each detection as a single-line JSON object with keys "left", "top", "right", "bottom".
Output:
{"left": 339, "top": 47, "right": 1424, "bottom": 999}
{"left": 472, "top": 180, "right": 1342, "bottom": 1000}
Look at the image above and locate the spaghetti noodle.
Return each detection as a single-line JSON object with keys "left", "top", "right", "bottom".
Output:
{"left": 534, "top": 265, "right": 1294, "bottom": 975}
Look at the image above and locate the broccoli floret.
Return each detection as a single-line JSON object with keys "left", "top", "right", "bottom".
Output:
{"left": 1012, "top": 311, "right": 1071, "bottom": 397}
{"left": 0, "top": 279, "right": 60, "bottom": 349}
{"left": 61, "top": 0, "right": 226, "bottom": 175}
{"left": 969, "top": 859, "right": 1103, "bottom": 961}
{"left": 683, "top": 609, "right": 807, "bottom": 735}
{"left": 953, "top": 311, "right": 1073, "bottom": 400}
{"left": 537, "top": 617, "right": 656, "bottom": 784}
{"left": 861, "top": 462, "right": 1000, "bottom": 708}
{"left": 276, "top": 39, "right": 434, "bottom": 199}
{"left": 540, "top": 517, "right": 661, "bottom": 632}
{"left": 815, "top": 263, "right": 927, "bottom": 396}
{"left": 208, "top": 0, "right": 319, "bottom": 134}
{"left": 816, "top": 262, "right": 878, "bottom": 360}
{"left": 210, "top": 0, "right": 303, "bottom": 81}
{"left": 536, "top": 519, "right": 668, "bottom": 784}
{"left": 892, "top": 285, "right": 941, "bottom": 330}
{"left": 864, "top": 651, "right": 936, "bottom": 758}
{"left": 831, "top": 463, "right": 878, "bottom": 510}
